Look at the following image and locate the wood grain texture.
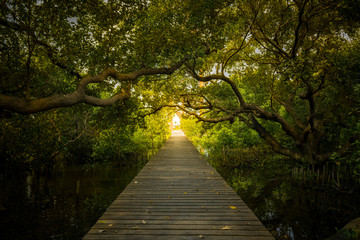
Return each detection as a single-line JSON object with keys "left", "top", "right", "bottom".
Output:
{"left": 83, "top": 130, "right": 274, "bottom": 240}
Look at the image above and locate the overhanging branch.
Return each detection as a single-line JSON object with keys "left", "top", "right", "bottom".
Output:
{"left": 186, "top": 65, "right": 246, "bottom": 106}
{"left": 0, "top": 58, "right": 188, "bottom": 114}
{"left": 178, "top": 105, "right": 236, "bottom": 123}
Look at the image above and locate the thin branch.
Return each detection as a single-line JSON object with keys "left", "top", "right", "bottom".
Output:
{"left": 186, "top": 64, "right": 246, "bottom": 106}
{"left": 136, "top": 106, "right": 164, "bottom": 118}
{"left": 178, "top": 105, "right": 236, "bottom": 123}
{"left": 48, "top": 113, "right": 89, "bottom": 159}
{"left": 253, "top": 23, "right": 291, "bottom": 58}
{"left": 222, "top": 12, "right": 257, "bottom": 73}
{"left": 0, "top": 17, "right": 82, "bottom": 78}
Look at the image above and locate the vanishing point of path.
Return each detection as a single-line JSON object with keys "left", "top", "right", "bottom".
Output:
{"left": 83, "top": 130, "right": 274, "bottom": 240}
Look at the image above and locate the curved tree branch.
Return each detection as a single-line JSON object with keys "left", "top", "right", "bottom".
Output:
{"left": 244, "top": 103, "right": 302, "bottom": 144}
{"left": 187, "top": 62, "right": 302, "bottom": 145}
{"left": 0, "top": 58, "right": 188, "bottom": 114}
{"left": 172, "top": 100, "right": 303, "bottom": 161}
{"left": 1, "top": 14, "right": 189, "bottom": 114}
{"left": 0, "top": 91, "right": 130, "bottom": 114}
{"left": 248, "top": 115, "right": 302, "bottom": 160}
{"left": 177, "top": 105, "right": 236, "bottom": 123}
{"left": 290, "top": 0, "right": 309, "bottom": 58}
{"left": 187, "top": 65, "right": 246, "bottom": 106}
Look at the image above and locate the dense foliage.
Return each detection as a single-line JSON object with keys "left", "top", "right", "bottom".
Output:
{"left": 181, "top": 117, "right": 285, "bottom": 169}
{"left": 0, "top": 101, "right": 171, "bottom": 173}
{"left": 1, "top": 0, "right": 360, "bottom": 169}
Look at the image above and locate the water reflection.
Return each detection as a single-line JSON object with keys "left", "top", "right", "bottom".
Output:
{"left": 216, "top": 166, "right": 360, "bottom": 240}
{"left": 0, "top": 163, "right": 143, "bottom": 240}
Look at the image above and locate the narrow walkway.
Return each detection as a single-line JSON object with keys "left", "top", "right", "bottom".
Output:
{"left": 83, "top": 130, "right": 274, "bottom": 240}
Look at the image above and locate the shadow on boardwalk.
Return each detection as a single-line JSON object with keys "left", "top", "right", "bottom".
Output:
{"left": 83, "top": 130, "right": 274, "bottom": 240}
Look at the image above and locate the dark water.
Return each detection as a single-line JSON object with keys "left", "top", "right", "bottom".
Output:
{"left": 1, "top": 160, "right": 359, "bottom": 240}
{"left": 0, "top": 163, "right": 144, "bottom": 240}
{"left": 216, "top": 166, "right": 360, "bottom": 240}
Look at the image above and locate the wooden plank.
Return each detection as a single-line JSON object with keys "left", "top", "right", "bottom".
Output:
{"left": 91, "top": 223, "right": 265, "bottom": 229}
{"left": 82, "top": 130, "right": 274, "bottom": 240}
{"left": 84, "top": 236, "right": 273, "bottom": 240}
{"left": 86, "top": 229, "right": 272, "bottom": 236}
{"left": 106, "top": 208, "right": 253, "bottom": 213}
{"left": 88, "top": 220, "right": 264, "bottom": 225}
{"left": 98, "top": 215, "right": 259, "bottom": 221}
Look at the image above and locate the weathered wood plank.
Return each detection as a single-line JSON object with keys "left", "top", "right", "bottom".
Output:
{"left": 106, "top": 208, "right": 253, "bottom": 213}
{"left": 93, "top": 221, "right": 264, "bottom": 231}
{"left": 84, "top": 235, "right": 273, "bottom": 240}
{"left": 82, "top": 130, "right": 274, "bottom": 240}
{"left": 99, "top": 215, "right": 259, "bottom": 221}
{"left": 87, "top": 229, "right": 272, "bottom": 236}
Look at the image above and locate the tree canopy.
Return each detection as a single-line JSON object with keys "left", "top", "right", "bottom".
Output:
{"left": 1, "top": 0, "right": 360, "bottom": 165}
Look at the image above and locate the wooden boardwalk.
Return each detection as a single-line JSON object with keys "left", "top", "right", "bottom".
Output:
{"left": 83, "top": 130, "right": 274, "bottom": 240}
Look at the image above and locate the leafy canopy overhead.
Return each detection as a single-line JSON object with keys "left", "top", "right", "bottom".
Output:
{"left": 1, "top": 0, "right": 359, "bottom": 164}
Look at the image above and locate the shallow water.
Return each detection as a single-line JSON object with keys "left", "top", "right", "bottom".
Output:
{"left": 0, "top": 163, "right": 143, "bottom": 240}
{"left": 216, "top": 166, "right": 360, "bottom": 240}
